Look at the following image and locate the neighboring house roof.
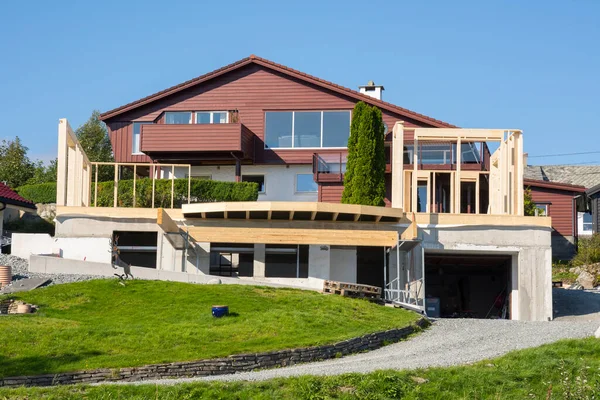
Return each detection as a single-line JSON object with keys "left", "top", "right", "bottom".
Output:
{"left": 524, "top": 165, "right": 600, "bottom": 189}
{"left": 587, "top": 183, "right": 600, "bottom": 196}
{"left": 0, "top": 183, "right": 36, "bottom": 210}
{"left": 99, "top": 55, "right": 456, "bottom": 128}
{"left": 523, "top": 178, "right": 586, "bottom": 193}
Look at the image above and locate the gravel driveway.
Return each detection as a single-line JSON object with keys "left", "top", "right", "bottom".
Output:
{"left": 107, "top": 318, "right": 598, "bottom": 386}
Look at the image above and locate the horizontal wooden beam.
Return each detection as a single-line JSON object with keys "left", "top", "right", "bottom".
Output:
{"left": 186, "top": 226, "right": 398, "bottom": 247}
{"left": 157, "top": 208, "right": 180, "bottom": 233}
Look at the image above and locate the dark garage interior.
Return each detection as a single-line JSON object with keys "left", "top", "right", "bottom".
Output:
{"left": 425, "top": 253, "right": 512, "bottom": 319}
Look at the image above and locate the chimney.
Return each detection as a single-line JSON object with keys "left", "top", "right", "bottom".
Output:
{"left": 523, "top": 152, "right": 528, "bottom": 167}
{"left": 358, "top": 80, "right": 384, "bottom": 101}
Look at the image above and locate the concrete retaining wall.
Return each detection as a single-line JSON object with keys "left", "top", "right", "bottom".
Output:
{"left": 28, "top": 255, "right": 324, "bottom": 291}
{"left": 0, "top": 318, "right": 428, "bottom": 388}
{"left": 12, "top": 234, "right": 111, "bottom": 263}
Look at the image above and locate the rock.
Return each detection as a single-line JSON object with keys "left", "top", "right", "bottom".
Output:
{"left": 577, "top": 270, "right": 597, "bottom": 290}
{"left": 207, "top": 278, "right": 222, "bottom": 285}
{"left": 570, "top": 267, "right": 581, "bottom": 274}
{"left": 411, "top": 376, "right": 428, "bottom": 384}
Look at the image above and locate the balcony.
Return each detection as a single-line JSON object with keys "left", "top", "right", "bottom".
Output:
{"left": 140, "top": 123, "right": 254, "bottom": 161}
{"left": 312, "top": 153, "right": 346, "bottom": 183}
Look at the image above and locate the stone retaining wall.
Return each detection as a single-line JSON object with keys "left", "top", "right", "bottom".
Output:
{"left": 0, "top": 317, "right": 429, "bottom": 388}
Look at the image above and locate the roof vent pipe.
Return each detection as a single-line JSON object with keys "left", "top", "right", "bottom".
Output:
{"left": 358, "top": 81, "right": 385, "bottom": 101}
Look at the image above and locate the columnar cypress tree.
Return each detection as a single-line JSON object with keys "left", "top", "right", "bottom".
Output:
{"left": 341, "top": 101, "right": 386, "bottom": 206}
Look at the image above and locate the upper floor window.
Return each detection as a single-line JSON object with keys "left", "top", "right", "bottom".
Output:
{"left": 265, "top": 111, "right": 350, "bottom": 149}
{"left": 196, "top": 111, "right": 228, "bottom": 124}
{"left": 132, "top": 121, "right": 152, "bottom": 154}
{"left": 165, "top": 112, "right": 192, "bottom": 124}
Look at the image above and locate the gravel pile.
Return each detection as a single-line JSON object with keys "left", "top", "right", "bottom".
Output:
{"left": 0, "top": 254, "right": 103, "bottom": 290}
{"left": 108, "top": 318, "right": 599, "bottom": 386}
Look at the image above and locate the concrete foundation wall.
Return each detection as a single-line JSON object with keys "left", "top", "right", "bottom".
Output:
{"left": 308, "top": 245, "right": 331, "bottom": 280}
{"left": 12, "top": 233, "right": 111, "bottom": 263}
{"left": 420, "top": 224, "right": 553, "bottom": 321}
{"left": 330, "top": 247, "right": 357, "bottom": 283}
{"left": 551, "top": 234, "right": 576, "bottom": 260}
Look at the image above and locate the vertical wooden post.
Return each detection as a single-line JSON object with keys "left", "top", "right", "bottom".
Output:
{"left": 455, "top": 137, "right": 462, "bottom": 213}
{"left": 188, "top": 165, "right": 191, "bottom": 204}
{"left": 151, "top": 164, "right": 156, "bottom": 209}
{"left": 133, "top": 164, "right": 137, "bottom": 208}
{"left": 94, "top": 164, "right": 98, "bottom": 207}
{"left": 235, "top": 159, "right": 241, "bottom": 182}
{"left": 56, "top": 119, "right": 69, "bottom": 206}
{"left": 412, "top": 135, "right": 418, "bottom": 213}
{"left": 171, "top": 165, "right": 175, "bottom": 209}
{"left": 113, "top": 164, "right": 118, "bottom": 208}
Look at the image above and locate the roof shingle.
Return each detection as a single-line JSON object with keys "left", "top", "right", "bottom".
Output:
{"left": 0, "top": 182, "right": 36, "bottom": 209}
{"left": 524, "top": 165, "right": 600, "bottom": 189}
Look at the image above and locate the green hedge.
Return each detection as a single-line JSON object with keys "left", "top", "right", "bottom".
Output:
{"left": 15, "top": 179, "right": 258, "bottom": 207}
{"left": 16, "top": 182, "right": 57, "bottom": 204}
{"left": 94, "top": 178, "right": 258, "bottom": 207}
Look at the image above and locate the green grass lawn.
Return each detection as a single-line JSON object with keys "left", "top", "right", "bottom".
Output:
{"left": 1, "top": 338, "right": 598, "bottom": 399}
{"left": 0, "top": 279, "right": 418, "bottom": 378}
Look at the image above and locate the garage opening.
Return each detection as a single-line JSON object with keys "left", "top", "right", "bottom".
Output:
{"left": 425, "top": 253, "right": 511, "bottom": 319}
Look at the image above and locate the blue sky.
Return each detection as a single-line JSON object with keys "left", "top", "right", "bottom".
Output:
{"left": 0, "top": 1, "right": 598, "bottom": 165}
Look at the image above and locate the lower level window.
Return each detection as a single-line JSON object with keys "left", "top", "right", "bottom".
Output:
{"left": 296, "top": 174, "right": 317, "bottom": 193}
{"left": 583, "top": 211, "right": 593, "bottom": 232}
{"left": 242, "top": 175, "right": 265, "bottom": 193}
{"left": 112, "top": 231, "right": 158, "bottom": 269}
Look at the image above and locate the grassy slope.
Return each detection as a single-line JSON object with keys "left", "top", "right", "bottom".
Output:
{"left": 1, "top": 338, "right": 599, "bottom": 399}
{"left": 0, "top": 280, "right": 418, "bottom": 378}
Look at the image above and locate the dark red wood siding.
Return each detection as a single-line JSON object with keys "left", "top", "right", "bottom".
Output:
{"left": 318, "top": 183, "right": 345, "bottom": 203}
{"left": 140, "top": 123, "right": 253, "bottom": 158}
{"left": 106, "top": 64, "right": 432, "bottom": 164}
{"left": 528, "top": 186, "right": 577, "bottom": 236}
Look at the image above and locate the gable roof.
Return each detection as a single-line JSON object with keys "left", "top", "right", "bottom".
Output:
{"left": 0, "top": 182, "right": 36, "bottom": 210}
{"left": 99, "top": 55, "right": 456, "bottom": 128}
{"left": 524, "top": 165, "right": 600, "bottom": 189}
{"left": 523, "top": 178, "right": 586, "bottom": 193}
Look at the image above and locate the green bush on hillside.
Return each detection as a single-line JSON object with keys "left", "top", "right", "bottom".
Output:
{"left": 94, "top": 178, "right": 258, "bottom": 207}
{"left": 16, "top": 178, "right": 258, "bottom": 207}
{"left": 15, "top": 182, "right": 57, "bottom": 204}
{"left": 572, "top": 234, "right": 600, "bottom": 267}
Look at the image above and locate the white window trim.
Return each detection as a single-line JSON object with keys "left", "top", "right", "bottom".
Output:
{"left": 264, "top": 110, "right": 351, "bottom": 150}
{"left": 535, "top": 203, "right": 549, "bottom": 216}
{"left": 295, "top": 173, "right": 318, "bottom": 194}
{"left": 132, "top": 121, "right": 153, "bottom": 155}
{"left": 195, "top": 111, "right": 229, "bottom": 124}
{"left": 578, "top": 211, "right": 593, "bottom": 235}
{"left": 242, "top": 174, "right": 266, "bottom": 194}
{"left": 165, "top": 111, "right": 193, "bottom": 124}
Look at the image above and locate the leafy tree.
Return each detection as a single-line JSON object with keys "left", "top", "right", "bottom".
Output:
{"left": 26, "top": 159, "right": 57, "bottom": 185}
{"left": 76, "top": 110, "right": 114, "bottom": 182}
{"left": 0, "top": 137, "right": 36, "bottom": 188}
{"left": 341, "top": 102, "right": 386, "bottom": 206}
{"left": 524, "top": 188, "right": 544, "bottom": 216}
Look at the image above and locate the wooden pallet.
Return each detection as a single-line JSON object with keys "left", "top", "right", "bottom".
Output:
{"left": 323, "top": 280, "right": 382, "bottom": 300}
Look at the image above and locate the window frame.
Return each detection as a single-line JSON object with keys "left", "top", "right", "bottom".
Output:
{"left": 132, "top": 121, "right": 153, "bottom": 155}
{"left": 164, "top": 111, "right": 193, "bottom": 124}
{"left": 295, "top": 173, "right": 318, "bottom": 194}
{"left": 242, "top": 174, "right": 266, "bottom": 194}
{"left": 535, "top": 203, "right": 549, "bottom": 216}
{"left": 582, "top": 211, "right": 593, "bottom": 232}
{"left": 264, "top": 110, "right": 351, "bottom": 150}
{"left": 195, "top": 111, "right": 229, "bottom": 124}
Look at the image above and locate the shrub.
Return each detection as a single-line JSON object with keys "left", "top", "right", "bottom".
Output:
{"left": 15, "top": 182, "right": 57, "bottom": 204}
{"left": 572, "top": 234, "right": 600, "bottom": 267}
{"left": 342, "top": 101, "right": 386, "bottom": 206}
{"left": 4, "top": 218, "right": 55, "bottom": 235}
{"left": 93, "top": 178, "right": 258, "bottom": 207}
